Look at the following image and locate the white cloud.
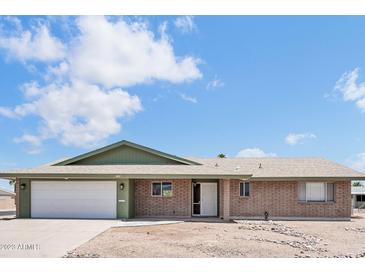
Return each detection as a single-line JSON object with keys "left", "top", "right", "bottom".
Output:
{"left": 206, "top": 77, "right": 224, "bottom": 90}
{"left": 347, "top": 153, "right": 365, "bottom": 172}
{"left": 236, "top": 148, "right": 277, "bottom": 158}
{"left": 285, "top": 133, "right": 316, "bottom": 145}
{"left": 68, "top": 16, "right": 201, "bottom": 88}
{"left": 180, "top": 93, "right": 197, "bottom": 103}
{"left": 14, "top": 134, "right": 42, "bottom": 147}
{"left": 0, "top": 23, "right": 66, "bottom": 62}
{"left": 174, "top": 16, "right": 196, "bottom": 33}
{"left": 333, "top": 68, "right": 365, "bottom": 111}
{"left": 6, "top": 80, "right": 142, "bottom": 148}
{"left": 0, "top": 16, "right": 202, "bottom": 149}
{"left": 0, "top": 106, "right": 16, "bottom": 118}
{"left": 14, "top": 134, "right": 43, "bottom": 154}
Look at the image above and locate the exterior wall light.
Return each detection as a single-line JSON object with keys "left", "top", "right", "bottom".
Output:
{"left": 20, "top": 183, "right": 26, "bottom": 190}
{"left": 119, "top": 183, "right": 125, "bottom": 190}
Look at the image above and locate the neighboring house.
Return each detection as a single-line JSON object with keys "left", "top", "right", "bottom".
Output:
{"left": 0, "top": 187, "right": 15, "bottom": 210}
{"left": 0, "top": 140, "right": 364, "bottom": 221}
{"left": 351, "top": 186, "right": 365, "bottom": 208}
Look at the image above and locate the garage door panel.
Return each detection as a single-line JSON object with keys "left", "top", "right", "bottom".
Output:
{"left": 31, "top": 181, "right": 117, "bottom": 219}
{"left": 32, "top": 190, "right": 116, "bottom": 200}
{"left": 32, "top": 181, "right": 115, "bottom": 191}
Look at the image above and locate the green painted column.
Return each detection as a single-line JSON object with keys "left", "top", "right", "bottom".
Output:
{"left": 117, "top": 179, "right": 135, "bottom": 219}
{"left": 19, "top": 179, "right": 31, "bottom": 218}
{"left": 128, "top": 179, "right": 135, "bottom": 218}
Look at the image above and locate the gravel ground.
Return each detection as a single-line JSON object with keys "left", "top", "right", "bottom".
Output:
{"left": 65, "top": 213, "right": 365, "bottom": 258}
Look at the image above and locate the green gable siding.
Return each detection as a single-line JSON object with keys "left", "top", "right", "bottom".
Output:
{"left": 55, "top": 140, "right": 200, "bottom": 166}
{"left": 69, "top": 145, "right": 184, "bottom": 165}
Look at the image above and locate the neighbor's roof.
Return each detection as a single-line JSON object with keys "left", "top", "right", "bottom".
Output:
{"left": 0, "top": 157, "right": 364, "bottom": 180}
{"left": 0, "top": 187, "right": 15, "bottom": 196}
{"left": 352, "top": 186, "right": 365, "bottom": 195}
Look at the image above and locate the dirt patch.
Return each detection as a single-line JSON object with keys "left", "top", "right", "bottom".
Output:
{"left": 65, "top": 214, "right": 365, "bottom": 258}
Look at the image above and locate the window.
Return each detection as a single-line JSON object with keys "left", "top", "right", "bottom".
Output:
{"left": 151, "top": 182, "right": 172, "bottom": 197}
{"left": 306, "top": 183, "right": 325, "bottom": 201}
{"left": 327, "top": 183, "right": 335, "bottom": 201}
{"left": 239, "top": 182, "right": 250, "bottom": 197}
{"left": 357, "top": 195, "right": 365, "bottom": 202}
{"left": 152, "top": 183, "right": 161, "bottom": 196}
{"left": 162, "top": 182, "right": 172, "bottom": 197}
{"left": 298, "top": 182, "right": 335, "bottom": 202}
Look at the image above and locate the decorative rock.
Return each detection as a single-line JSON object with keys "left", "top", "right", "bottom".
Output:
{"left": 235, "top": 220, "right": 327, "bottom": 253}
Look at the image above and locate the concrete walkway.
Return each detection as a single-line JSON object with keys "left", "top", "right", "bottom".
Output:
{"left": 115, "top": 220, "right": 182, "bottom": 227}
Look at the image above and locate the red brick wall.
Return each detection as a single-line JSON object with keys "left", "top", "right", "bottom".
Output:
{"left": 230, "top": 180, "right": 351, "bottom": 218}
{"left": 134, "top": 179, "right": 192, "bottom": 217}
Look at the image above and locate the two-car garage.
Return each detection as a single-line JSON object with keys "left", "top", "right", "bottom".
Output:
{"left": 31, "top": 181, "right": 117, "bottom": 219}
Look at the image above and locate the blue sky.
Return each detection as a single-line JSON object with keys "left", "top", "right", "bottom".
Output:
{"left": 1, "top": 16, "right": 365, "bottom": 190}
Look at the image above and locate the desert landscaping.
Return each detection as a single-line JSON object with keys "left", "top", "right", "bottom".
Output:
{"left": 66, "top": 212, "right": 365, "bottom": 258}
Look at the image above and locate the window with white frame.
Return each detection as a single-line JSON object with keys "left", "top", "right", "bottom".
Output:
{"left": 151, "top": 182, "right": 172, "bottom": 197}
{"left": 239, "top": 182, "right": 250, "bottom": 197}
{"left": 298, "top": 182, "right": 335, "bottom": 202}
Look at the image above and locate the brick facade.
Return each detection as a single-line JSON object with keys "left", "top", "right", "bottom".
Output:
{"left": 219, "top": 179, "right": 224, "bottom": 218}
{"left": 134, "top": 179, "right": 192, "bottom": 217}
{"left": 133, "top": 179, "right": 351, "bottom": 219}
{"left": 229, "top": 180, "right": 351, "bottom": 218}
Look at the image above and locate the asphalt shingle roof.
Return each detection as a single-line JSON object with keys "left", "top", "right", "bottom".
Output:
{"left": 187, "top": 157, "right": 365, "bottom": 179}
{"left": 0, "top": 157, "right": 364, "bottom": 180}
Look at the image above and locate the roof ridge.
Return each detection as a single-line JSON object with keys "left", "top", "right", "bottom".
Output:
{"left": 187, "top": 156, "right": 328, "bottom": 160}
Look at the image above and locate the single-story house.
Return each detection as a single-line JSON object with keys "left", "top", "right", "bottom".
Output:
{"left": 351, "top": 186, "right": 365, "bottom": 208}
{"left": 0, "top": 187, "right": 15, "bottom": 210}
{"left": 0, "top": 140, "right": 364, "bottom": 221}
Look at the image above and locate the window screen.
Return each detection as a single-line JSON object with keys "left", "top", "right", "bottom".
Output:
{"left": 162, "top": 182, "right": 172, "bottom": 197}
{"left": 298, "top": 183, "right": 306, "bottom": 201}
{"left": 327, "top": 183, "right": 335, "bottom": 201}
{"left": 152, "top": 182, "right": 172, "bottom": 197}
{"left": 299, "top": 182, "right": 335, "bottom": 202}
{"left": 240, "top": 182, "right": 250, "bottom": 197}
{"left": 306, "top": 183, "right": 325, "bottom": 201}
{"left": 152, "top": 183, "right": 162, "bottom": 196}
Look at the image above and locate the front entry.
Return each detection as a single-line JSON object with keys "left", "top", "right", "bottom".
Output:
{"left": 192, "top": 182, "right": 218, "bottom": 216}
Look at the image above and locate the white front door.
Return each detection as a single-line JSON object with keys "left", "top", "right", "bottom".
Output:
{"left": 31, "top": 180, "right": 117, "bottom": 219}
{"left": 200, "top": 183, "right": 218, "bottom": 216}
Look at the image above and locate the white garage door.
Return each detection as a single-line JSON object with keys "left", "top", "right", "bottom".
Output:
{"left": 31, "top": 180, "right": 117, "bottom": 219}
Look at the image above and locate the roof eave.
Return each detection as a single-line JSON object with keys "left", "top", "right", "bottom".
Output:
{"left": 0, "top": 173, "right": 252, "bottom": 180}
{"left": 251, "top": 176, "right": 365, "bottom": 181}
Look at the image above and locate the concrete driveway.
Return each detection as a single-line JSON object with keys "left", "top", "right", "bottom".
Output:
{"left": 0, "top": 219, "right": 117, "bottom": 257}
